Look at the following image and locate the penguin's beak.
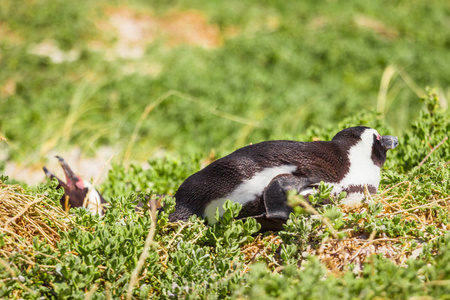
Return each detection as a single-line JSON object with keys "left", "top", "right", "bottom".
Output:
{"left": 56, "top": 156, "right": 79, "bottom": 188}
{"left": 381, "top": 135, "right": 399, "bottom": 150}
{"left": 43, "top": 166, "right": 66, "bottom": 188}
{"left": 43, "top": 166, "right": 55, "bottom": 180}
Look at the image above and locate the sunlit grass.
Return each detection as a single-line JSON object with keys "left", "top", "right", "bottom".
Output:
{"left": 0, "top": 0, "right": 449, "bottom": 167}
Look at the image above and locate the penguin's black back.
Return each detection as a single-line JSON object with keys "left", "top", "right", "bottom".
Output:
{"left": 172, "top": 139, "right": 350, "bottom": 220}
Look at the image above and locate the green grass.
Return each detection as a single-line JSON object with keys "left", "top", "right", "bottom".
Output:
{"left": 0, "top": 0, "right": 449, "bottom": 165}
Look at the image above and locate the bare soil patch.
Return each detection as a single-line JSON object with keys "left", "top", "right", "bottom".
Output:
{"left": 96, "top": 7, "right": 222, "bottom": 60}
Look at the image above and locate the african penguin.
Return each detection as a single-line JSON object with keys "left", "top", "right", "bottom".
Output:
{"left": 170, "top": 126, "right": 398, "bottom": 231}
{"left": 43, "top": 156, "right": 107, "bottom": 216}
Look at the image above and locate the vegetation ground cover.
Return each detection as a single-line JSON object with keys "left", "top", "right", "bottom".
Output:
{"left": 1, "top": 91, "right": 449, "bottom": 299}
{"left": 0, "top": 0, "right": 449, "bottom": 298}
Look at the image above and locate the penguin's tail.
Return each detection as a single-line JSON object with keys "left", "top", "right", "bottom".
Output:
{"left": 167, "top": 205, "right": 193, "bottom": 222}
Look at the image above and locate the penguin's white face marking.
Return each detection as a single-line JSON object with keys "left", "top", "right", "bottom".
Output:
{"left": 82, "top": 179, "right": 104, "bottom": 217}
{"left": 328, "top": 128, "right": 381, "bottom": 201}
{"left": 204, "top": 165, "right": 297, "bottom": 224}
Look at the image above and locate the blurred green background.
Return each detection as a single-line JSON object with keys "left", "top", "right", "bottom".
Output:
{"left": 0, "top": 0, "right": 449, "bottom": 177}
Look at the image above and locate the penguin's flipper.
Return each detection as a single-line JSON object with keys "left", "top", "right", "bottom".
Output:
{"left": 263, "top": 174, "right": 312, "bottom": 223}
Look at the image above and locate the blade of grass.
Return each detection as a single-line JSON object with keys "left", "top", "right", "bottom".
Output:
{"left": 397, "top": 68, "right": 426, "bottom": 99}
{"left": 377, "top": 65, "right": 397, "bottom": 114}
{"left": 123, "top": 90, "right": 261, "bottom": 168}
{"left": 82, "top": 154, "right": 115, "bottom": 212}
{"left": 61, "top": 82, "right": 102, "bottom": 144}
{"left": 123, "top": 90, "right": 175, "bottom": 169}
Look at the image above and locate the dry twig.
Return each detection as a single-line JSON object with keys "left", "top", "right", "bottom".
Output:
{"left": 418, "top": 136, "right": 448, "bottom": 168}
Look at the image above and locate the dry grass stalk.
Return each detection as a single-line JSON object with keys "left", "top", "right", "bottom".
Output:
{"left": 0, "top": 181, "right": 71, "bottom": 257}
{"left": 126, "top": 198, "right": 158, "bottom": 300}
{"left": 242, "top": 234, "right": 282, "bottom": 272}
{"left": 296, "top": 197, "right": 339, "bottom": 239}
{"left": 85, "top": 282, "right": 99, "bottom": 300}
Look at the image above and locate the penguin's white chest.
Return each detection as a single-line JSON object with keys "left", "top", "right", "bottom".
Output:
{"left": 204, "top": 165, "right": 297, "bottom": 223}
{"left": 82, "top": 180, "right": 104, "bottom": 217}
{"left": 328, "top": 132, "right": 381, "bottom": 205}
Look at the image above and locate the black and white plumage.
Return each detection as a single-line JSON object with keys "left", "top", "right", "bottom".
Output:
{"left": 43, "top": 156, "right": 107, "bottom": 216}
{"left": 170, "top": 126, "right": 398, "bottom": 231}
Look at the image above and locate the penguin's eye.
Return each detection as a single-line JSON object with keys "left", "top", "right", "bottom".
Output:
{"left": 75, "top": 179, "right": 85, "bottom": 189}
{"left": 376, "top": 134, "right": 382, "bottom": 141}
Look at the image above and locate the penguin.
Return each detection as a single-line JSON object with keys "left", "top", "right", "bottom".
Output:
{"left": 43, "top": 156, "right": 107, "bottom": 216}
{"left": 170, "top": 126, "right": 398, "bottom": 231}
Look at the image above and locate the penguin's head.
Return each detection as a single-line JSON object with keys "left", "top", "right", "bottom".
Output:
{"left": 332, "top": 126, "right": 398, "bottom": 167}
{"left": 43, "top": 156, "right": 105, "bottom": 216}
